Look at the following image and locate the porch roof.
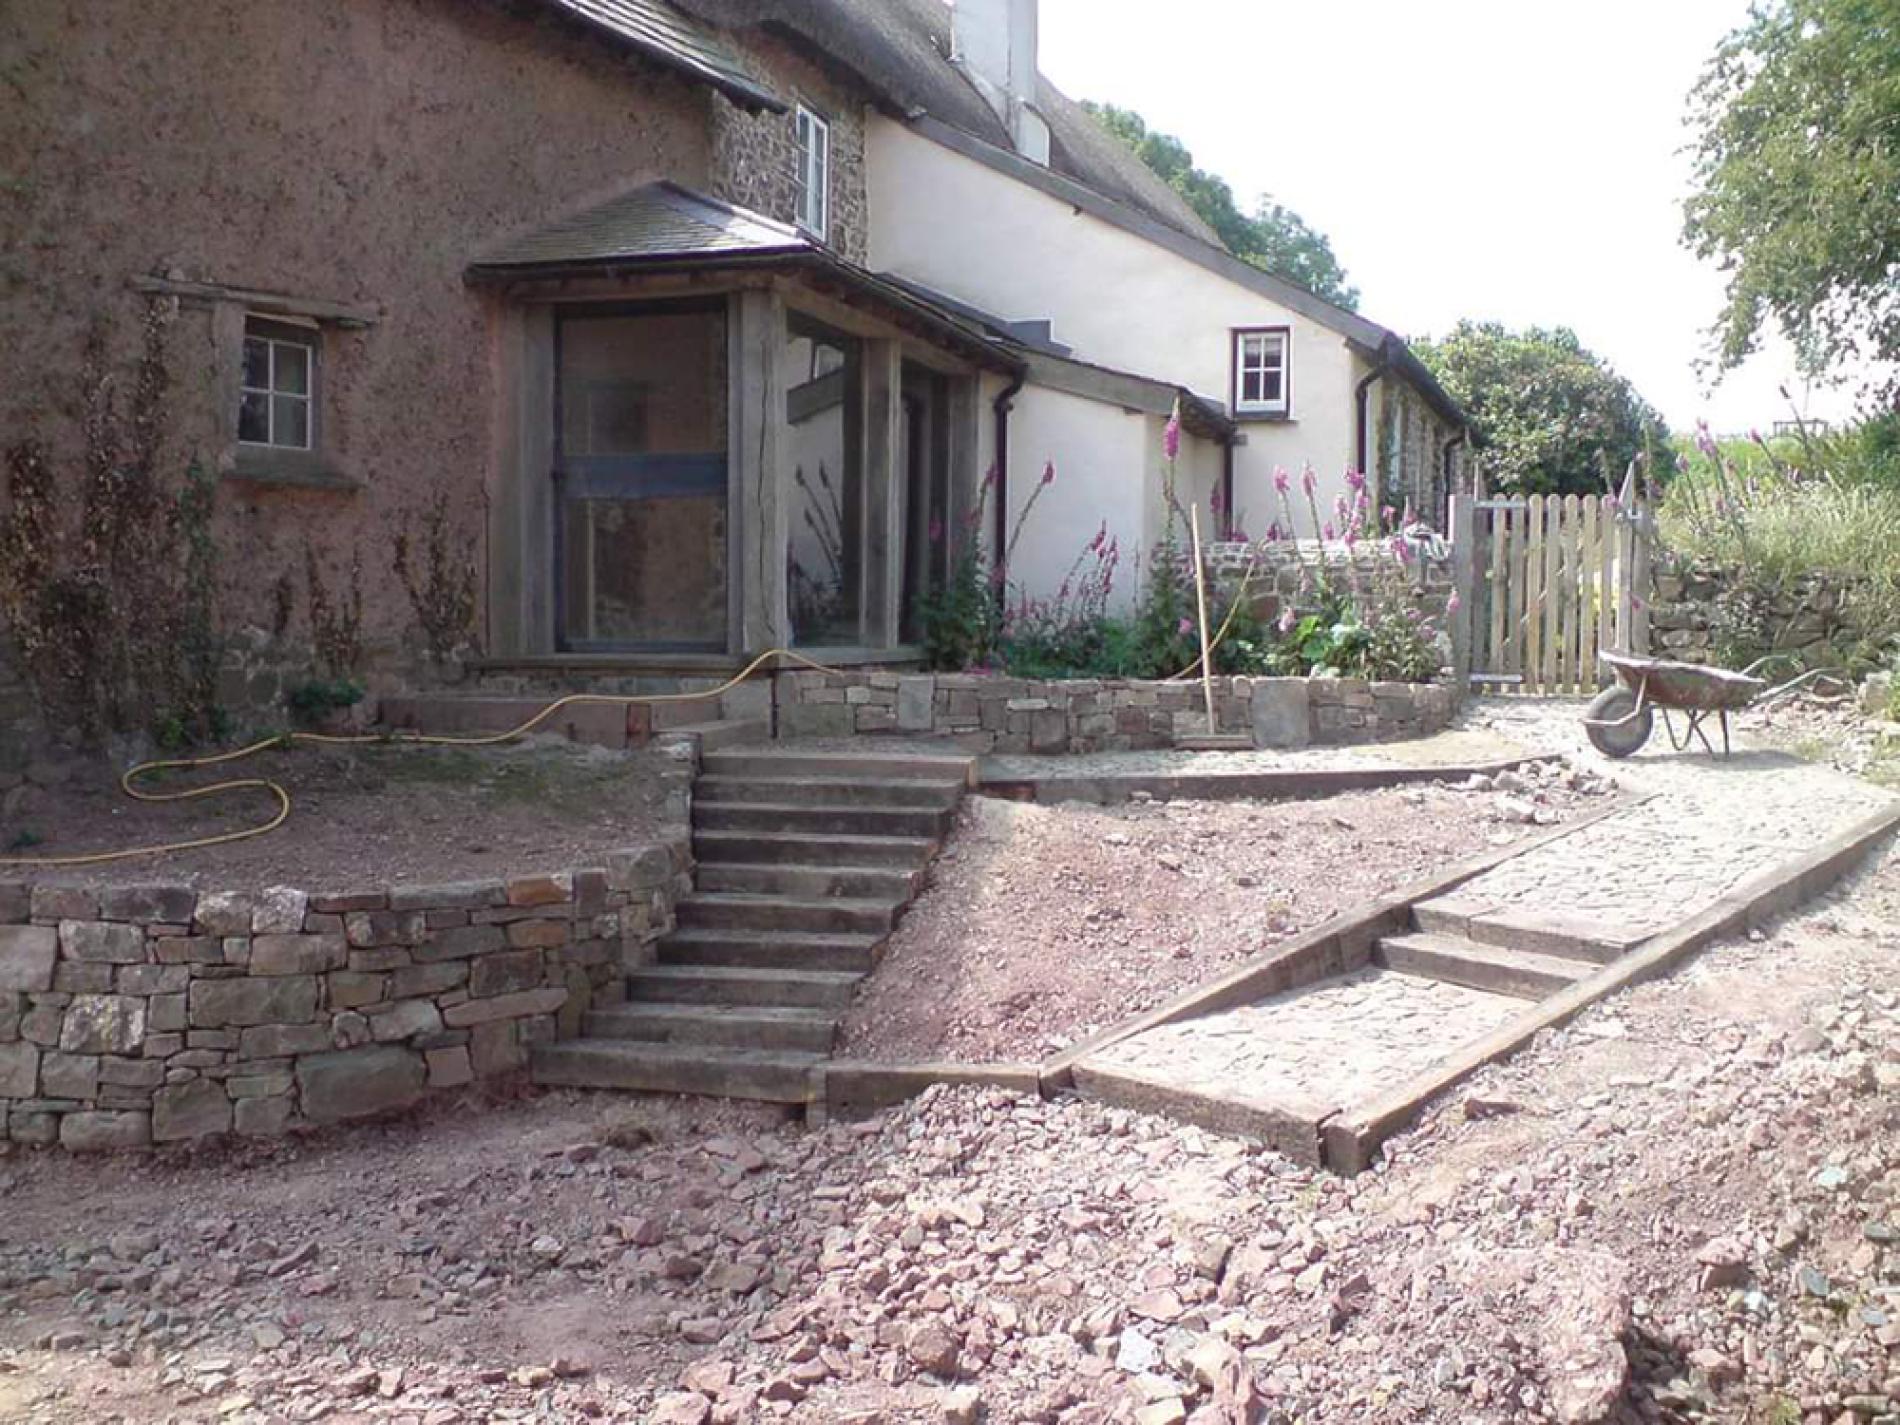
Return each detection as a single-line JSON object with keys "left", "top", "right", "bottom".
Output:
{"left": 467, "top": 182, "right": 1026, "bottom": 372}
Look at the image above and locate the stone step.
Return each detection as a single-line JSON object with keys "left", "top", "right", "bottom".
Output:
{"left": 695, "top": 775, "right": 963, "bottom": 809}
{"left": 695, "top": 861, "right": 922, "bottom": 900}
{"left": 1410, "top": 902, "right": 1633, "bottom": 964}
{"left": 531, "top": 1040, "right": 819, "bottom": 1103}
{"left": 627, "top": 964, "right": 862, "bottom": 1010}
{"left": 585, "top": 1002, "right": 839, "bottom": 1054}
{"left": 703, "top": 749, "right": 976, "bottom": 783}
{"left": 659, "top": 928, "right": 881, "bottom": 973}
{"left": 1373, "top": 932, "right": 1596, "bottom": 1000}
{"left": 1173, "top": 733, "right": 1254, "bottom": 751}
{"left": 379, "top": 693, "right": 638, "bottom": 748}
{"left": 675, "top": 892, "right": 899, "bottom": 936}
{"left": 659, "top": 718, "right": 770, "bottom": 752}
{"left": 692, "top": 801, "right": 954, "bottom": 839}
{"left": 692, "top": 830, "right": 939, "bottom": 869}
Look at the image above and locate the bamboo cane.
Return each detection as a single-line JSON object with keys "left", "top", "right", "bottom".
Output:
{"left": 1190, "top": 503, "right": 1216, "bottom": 734}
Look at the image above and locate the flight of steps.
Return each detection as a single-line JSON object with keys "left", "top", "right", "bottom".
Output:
{"left": 531, "top": 747, "right": 976, "bottom": 1103}
{"left": 1370, "top": 898, "right": 1619, "bottom": 1000}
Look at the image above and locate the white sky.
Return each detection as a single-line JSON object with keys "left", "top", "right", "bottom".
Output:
{"left": 1038, "top": 0, "right": 1872, "bottom": 435}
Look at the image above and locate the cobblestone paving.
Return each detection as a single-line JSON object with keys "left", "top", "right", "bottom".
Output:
{"left": 1443, "top": 700, "right": 1900, "bottom": 942}
{"left": 1088, "top": 968, "right": 1524, "bottom": 1114}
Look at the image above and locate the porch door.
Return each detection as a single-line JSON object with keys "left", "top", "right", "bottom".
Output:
{"left": 553, "top": 302, "right": 729, "bottom": 652}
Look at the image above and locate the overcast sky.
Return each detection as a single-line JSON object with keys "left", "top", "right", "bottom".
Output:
{"left": 1039, "top": 0, "right": 1870, "bottom": 434}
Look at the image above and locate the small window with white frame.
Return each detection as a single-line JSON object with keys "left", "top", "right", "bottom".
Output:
{"left": 239, "top": 315, "right": 318, "bottom": 450}
{"left": 793, "top": 103, "right": 829, "bottom": 241}
{"left": 1232, "top": 327, "right": 1290, "bottom": 417}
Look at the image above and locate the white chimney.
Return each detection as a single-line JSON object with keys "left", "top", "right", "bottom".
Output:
{"left": 951, "top": 0, "right": 1050, "bottom": 165}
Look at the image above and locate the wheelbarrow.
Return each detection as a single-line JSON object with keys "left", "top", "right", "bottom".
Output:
{"left": 1582, "top": 652, "right": 1770, "bottom": 758}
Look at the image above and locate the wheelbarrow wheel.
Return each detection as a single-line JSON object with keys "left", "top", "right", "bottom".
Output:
{"left": 1584, "top": 685, "right": 1652, "bottom": 758}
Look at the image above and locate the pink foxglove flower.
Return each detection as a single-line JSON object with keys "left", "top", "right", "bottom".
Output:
{"left": 1278, "top": 606, "right": 1297, "bottom": 634}
{"left": 1446, "top": 591, "right": 1461, "bottom": 616}
{"left": 1177, "top": 617, "right": 1194, "bottom": 636}
{"left": 1163, "top": 401, "right": 1182, "bottom": 461}
{"left": 1301, "top": 465, "right": 1317, "bottom": 496}
{"left": 1042, "top": 460, "right": 1056, "bottom": 485}
{"left": 1322, "top": 522, "right": 1336, "bottom": 542}
{"left": 1345, "top": 468, "right": 1366, "bottom": 493}
{"left": 1266, "top": 521, "right": 1282, "bottom": 542}
{"left": 1273, "top": 467, "right": 1291, "bottom": 496}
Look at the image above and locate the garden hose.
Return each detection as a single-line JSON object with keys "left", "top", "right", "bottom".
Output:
{"left": 0, "top": 647, "right": 848, "bottom": 870}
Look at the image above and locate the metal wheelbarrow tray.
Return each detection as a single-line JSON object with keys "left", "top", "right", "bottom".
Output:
{"left": 1582, "top": 652, "right": 1769, "bottom": 758}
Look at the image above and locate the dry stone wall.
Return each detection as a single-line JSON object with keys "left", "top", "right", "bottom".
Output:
{"left": 778, "top": 671, "right": 1456, "bottom": 753}
{"left": 0, "top": 841, "right": 690, "bottom": 1150}
{"left": 1650, "top": 560, "right": 1863, "bottom": 665}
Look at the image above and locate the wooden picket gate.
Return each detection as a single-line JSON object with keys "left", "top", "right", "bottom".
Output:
{"left": 1462, "top": 492, "right": 1651, "bottom": 695}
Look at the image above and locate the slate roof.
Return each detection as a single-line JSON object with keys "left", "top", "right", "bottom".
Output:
{"left": 541, "top": 0, "right": 781, "bottom": 110}
{"left": 471, "top": 181, "right": 809, "bottom": 268}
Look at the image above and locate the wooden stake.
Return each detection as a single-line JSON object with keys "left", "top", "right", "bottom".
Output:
{"left": 1190, "top": 503, "right": 1216, "bottom": 734}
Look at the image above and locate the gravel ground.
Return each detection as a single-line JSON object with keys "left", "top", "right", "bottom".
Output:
{"left": 0, "top": 841, "right": 1895, "bottom": 1425}
{"left": 838, "top": 760, "right": 1614, "bottom": 1063}
{"left": 0, "top": 741, "right": 679, "bottom": 890}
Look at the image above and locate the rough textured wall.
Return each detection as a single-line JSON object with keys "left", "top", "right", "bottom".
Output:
{"left": 0, "top": 837, "right": 691, "bottom": 1149}
{"left": 0, "top": 0, "right": 713, "bottom": 727}
{"left": 1651, "top": 560, "right": 1863, "bottom": 665}
{"left": 711, "top": 34, "right": 870, "bottom": 265}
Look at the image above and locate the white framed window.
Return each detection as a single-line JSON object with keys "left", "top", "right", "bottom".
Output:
{"left": 1232, "top": 327, "right": 1290, "bottom": 417}
{"left": 794, "top": 103, "right": 829, "bottom": 240}
{"left": 239, "top": 315, "right": 317, "bottom": 450}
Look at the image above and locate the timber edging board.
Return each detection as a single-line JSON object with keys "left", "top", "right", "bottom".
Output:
{"left": 976, "top": 755, "right": 1550, "bottom": 806}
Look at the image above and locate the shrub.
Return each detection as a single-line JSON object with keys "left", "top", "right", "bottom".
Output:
{"left": 393, "top": 484, "right": 481, "bottom": 664}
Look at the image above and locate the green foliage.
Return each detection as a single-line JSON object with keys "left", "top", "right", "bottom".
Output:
{"left": 0, "top": 305, "right": 227, "bottom": 746}
{"left": 1412, "top": 322, "right": 1672, "bottom": 497}
{"left": 1661, "top": 417, "right": 1900, "bottom": 666}
{"left": 284, "top": 678, "right": 366, "bottom": 729}
{"left": 916, "top": 544, "right": 1001, "bottom": 671}
{"left": 1082, "top": 101, "right": 1359, "bottom": 310}
{"left": 393, "top": 484, "right": 481, "bottom": 664}
{"left": 1682, "top": 0, "right": 1900, "bottom": 393}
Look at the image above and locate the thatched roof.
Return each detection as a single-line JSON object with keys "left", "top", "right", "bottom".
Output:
{"left": 671, "top": 0, "right": 1220, "bottom": 246}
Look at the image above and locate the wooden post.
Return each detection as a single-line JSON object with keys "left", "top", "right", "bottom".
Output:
{"left": 1189, "top": 504, "right": 1217, "bottom": 734}
{"left": 1448, "top": 494, "right": 1477, "bottom": 692}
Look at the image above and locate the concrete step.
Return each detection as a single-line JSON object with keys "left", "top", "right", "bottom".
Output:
{"left": 1373, "top": 932, "right": 1596, "bottom": 1000}
{"left": 661, "top": 718, "right": 769, "bottom": 752}
{"left": 695, "top": 775, "right": 963, "bottom": 809}
{"left": 703, "top": 749, "right": 976, "bottom": 783}
{"left": 693, "top": 801, "right": 953, "bottom": 839}
{"left": 627, "top": 964, "right": 862, "bottom": 1010}
{"left": 659, "top": 928, "right": 881, "bottom": 973}
{"left": 675, "top": 892, "right": 899, "bottom": 936}
{"left": 692, "top": 830, "right": 939, "bottom": 869}
{"left": 585, "top": 1002, "right": 839, "bottom": 1054}
{"left": 695, "top": 861, "right": 921, "bottom": 900}
{"left": 379, "top": 693, "right": 638, "bottom": 748}
{"left": 531, "top": 1040, "right": 819, "bottom": 1103}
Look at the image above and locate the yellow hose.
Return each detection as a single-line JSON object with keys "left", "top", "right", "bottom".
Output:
{"left": 0, "top": 647, "right": 846, "bottom": 870}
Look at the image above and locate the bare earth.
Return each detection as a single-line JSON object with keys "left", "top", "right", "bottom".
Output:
{"left": 839, "top": 763, "right": 1612, "bottom": 1062}
{"left": 0, "top": 839, "right": 1895, "bottom": 1424}
{"left": 0, "top": 741, "right": 677, "bottom": 891}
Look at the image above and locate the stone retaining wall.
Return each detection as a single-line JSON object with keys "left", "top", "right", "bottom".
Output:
{"left": 0, "top": 840, "right": 690, "bottom": 1149}
{"left": 778, "top": 671, "right": 1456, "bottom": 752}
{"left": 1203, "top": 539, "right": 1456, "bottom": 626}
{"left": 1651, "top": 560, "right": 1862, "bottom": 665}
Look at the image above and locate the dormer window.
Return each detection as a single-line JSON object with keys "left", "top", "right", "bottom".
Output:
{"left": 794, "top": 104, "right": 829, "bottom": 241}
{"left": 1233, "top": 327, "right": 1290, "bottom": 418}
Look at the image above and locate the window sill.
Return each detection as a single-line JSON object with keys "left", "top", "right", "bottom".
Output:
{"left": 1234, "top": 410, "right": 1295, "bottom": 424}
{"left": 225, "top": 453, "right": 361, "bottom": 492}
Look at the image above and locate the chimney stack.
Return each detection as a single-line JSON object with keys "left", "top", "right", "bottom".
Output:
{"left": 951, "top": 0, "right": 1050, "bottom": 165}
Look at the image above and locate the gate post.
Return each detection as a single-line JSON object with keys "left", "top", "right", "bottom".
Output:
{"left": 1447, "top": 494, "right": 1477, "bottom": 696}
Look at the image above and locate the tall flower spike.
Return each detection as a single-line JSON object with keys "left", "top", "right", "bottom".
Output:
{"left": 1042, "top": 460, "right": 1056, "bottom": 486}
{"left": 1163, "top": 398, "right": 1182, "bottom": 462}
{"left": 1345, "top": 468, "right": 1366, "bottom": 493}
{"left": 1273, "top": 467, "right": 1291, "bottom": 496}
{"left": 1301, "top": 465, "right": 1317, "bottom": 496}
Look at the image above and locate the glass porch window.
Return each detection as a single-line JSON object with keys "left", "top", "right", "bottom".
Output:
{"left": 555, "top": 305, "right": 729, "bottom": 651}
{"left": 783, "top": 313, "right": 863, "bottom": 647}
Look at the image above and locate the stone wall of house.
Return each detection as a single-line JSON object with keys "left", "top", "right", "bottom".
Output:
{"left": 0, "top": 840, "right": 691, "bottom": 1150}
{"left": 1649, "top": 560, "right": 1864, "bottom": 665}
{"left": 0, "top": 0, "right": 718, "bottom": 737}
{"left": 778, "top": 671, "right": 1457, "bottom": 752}
{"left": 709, "top": 34, "right": 871, "bottom": 265}
{"left": 1202, "top": 540, "right": 1456, "bottom": 626}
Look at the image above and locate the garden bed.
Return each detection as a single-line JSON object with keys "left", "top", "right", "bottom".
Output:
{"left": 0, "top": 741, "right": 686, "bottom": 890}
{"left": 837, "top": 764, "right": 1613, "bottom": 1063}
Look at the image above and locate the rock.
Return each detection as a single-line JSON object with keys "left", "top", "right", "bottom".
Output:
{"left": 1134, "top": 1401, "right": 1187, "bottom": 1425}
{"left": 58, "top": 1110, "right": 151, "bottom": 1151}
{"left": 1116, "top": 1327, "right": 1161, "bottom": 1374}
{"left": 1185, "top": 1336, "right": 1241, "bottom": 1390}
{"left": 59, "top": 995, "right": 147, "bottom": 1054}
{"left": 907, "top": 1321, "right": 961, "bottom": 1377}
{"left": 0, "top": 926, "right": 57, "bottom": 992}
{"left": 940, "top": 1385, "right": 982, "bottom": 1424}
{"left": 0, "top": 1041, "right": 38, "bottom": 1098}
{"left": 295, "top": 1046, "right": 425, "bottom": 1123}
{"left": 189, "top": 976, "right": 319, "bottom": 1029}
{"left": 1695, "top": 1237, "right": 1749, "bottom": 1290}
{"left": 652, "top": 1393, "right": 712, "bottom": 1425}
{"left": 152, "top": 1079, "right": 232, "bottom": 1142}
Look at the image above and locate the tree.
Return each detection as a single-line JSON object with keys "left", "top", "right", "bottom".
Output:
{"left": 1682, "top": 0, "right": 1900, "bottom": 394}
{"left": 1412, "top": 322, "right": 1672, "bottom": 497}
{"left": 1083, "top": 102, "right": 1360, "bottom": 310}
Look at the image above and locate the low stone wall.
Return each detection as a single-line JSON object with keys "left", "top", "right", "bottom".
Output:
{"left": 1651, "top": 560, "right": 1862, "bottom": 665}
{"left": 0, "top": 841, "right": 690, "bottom": 1149}
{"left": 1203, "top": 539, "right": 1456, "bottom": 625}
{"left": 778, "top": 671, "right": 1456, "bottom": 752}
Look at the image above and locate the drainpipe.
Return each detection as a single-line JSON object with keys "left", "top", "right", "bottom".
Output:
{"left": 1443, "top": 426, "right": 1469, "bottom": 522}
{"left": 991, "top": 371, "right": 1026, "bottom": 577}
{"left": 1220, "top": 434, "right": 1236, "bottom": 540}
